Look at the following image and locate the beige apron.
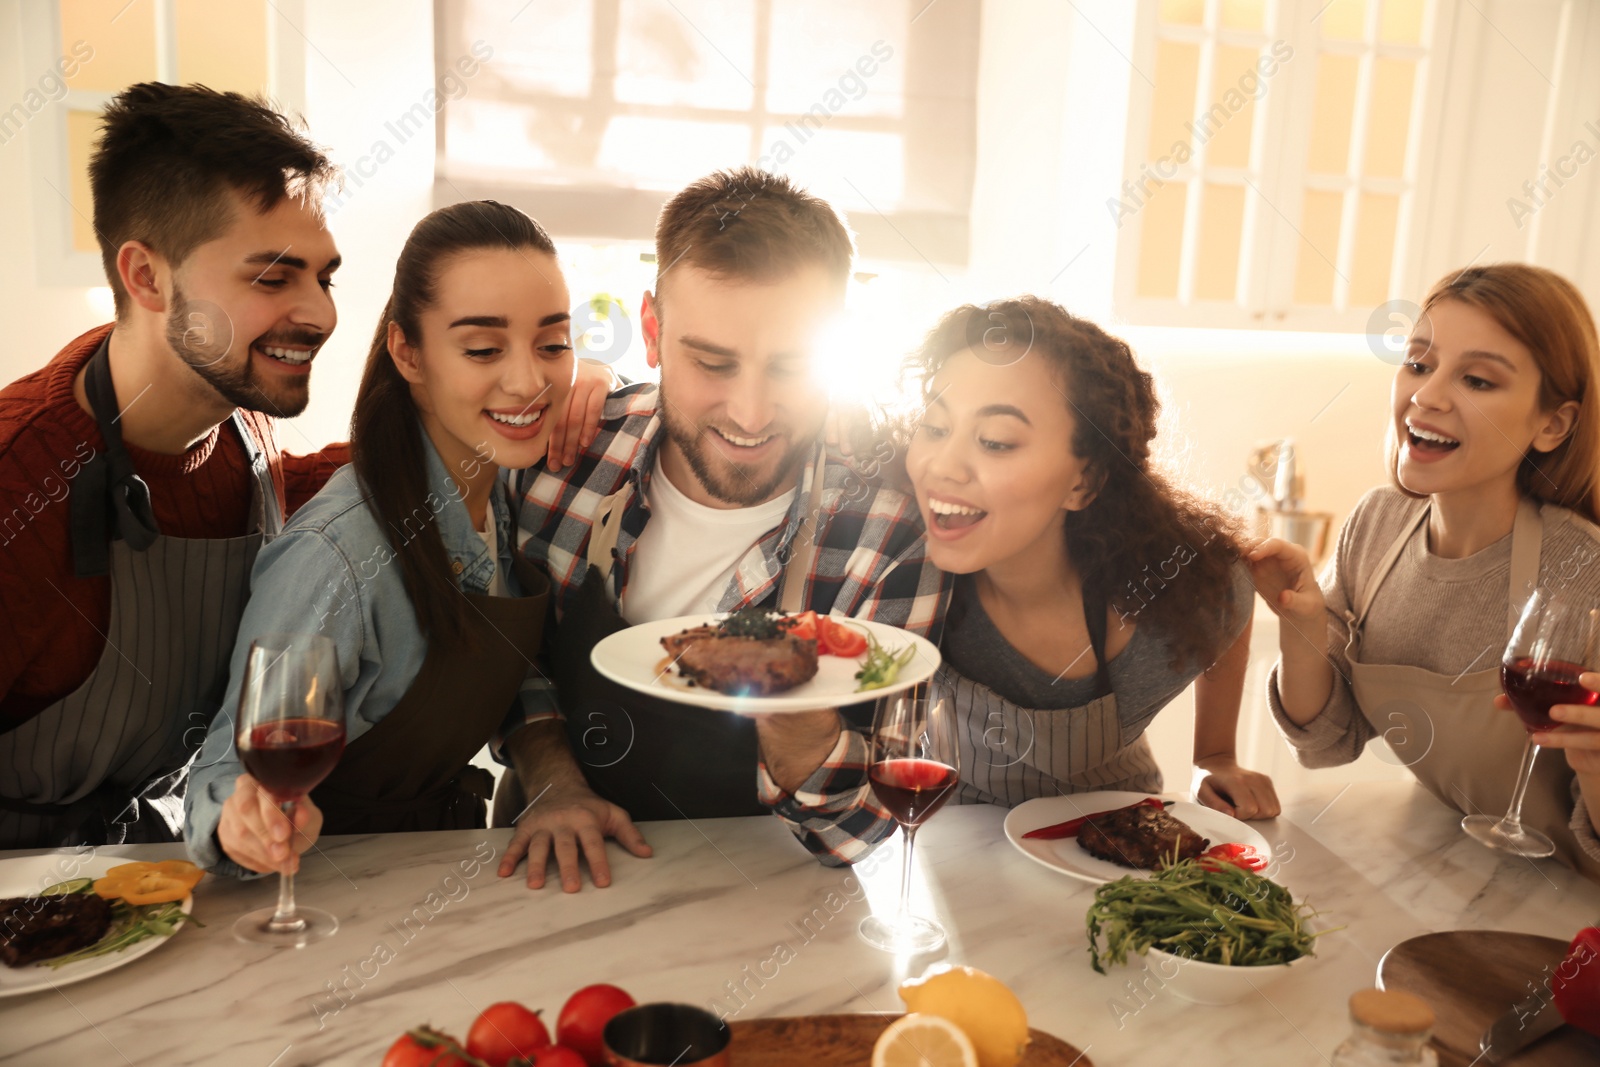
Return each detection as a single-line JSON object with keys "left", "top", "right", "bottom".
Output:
{"left": 1346, "top": 498, "right": 1597, "bottom": 878}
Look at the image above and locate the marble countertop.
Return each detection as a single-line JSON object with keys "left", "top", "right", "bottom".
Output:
{"left": 3, "top": 780, "right": 1597, "bottom": 1066}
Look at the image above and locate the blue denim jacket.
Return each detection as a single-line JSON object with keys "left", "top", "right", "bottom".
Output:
{"left": 185, "top": 432, "right": 535, "bottom": 874}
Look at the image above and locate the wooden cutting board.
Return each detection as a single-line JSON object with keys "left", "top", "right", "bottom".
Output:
{"left": 1377, "top": 931, "right": 1600, "bottom": 1066}
{"left": 727, "top": 1014, "right": 1092, "bottom": 1066}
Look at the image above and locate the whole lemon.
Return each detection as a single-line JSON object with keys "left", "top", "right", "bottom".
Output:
{"left": 898, "top": 965, "right": 1030, "bottom": 1067}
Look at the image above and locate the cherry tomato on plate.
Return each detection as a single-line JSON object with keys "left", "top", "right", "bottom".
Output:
{"left": 467, "top": 1002, "right": 551, "bottom": 1066}
{"left": 382, "top": 1028, "right": 473, "bottom": 1067}
{"left": 556, "top": 984, "right": 637, "bottom": 1067}
{"left": 782, "top": 610, "right": 819, "bottom": 642}
{"left": 818, "top": 617, "right": 868, "bottom": 658}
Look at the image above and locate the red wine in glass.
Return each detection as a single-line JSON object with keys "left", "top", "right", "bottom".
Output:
{"left": 239, "top": 718, "right": 346, "bottom": 803}
{"left": 859, "top": 695, "right": 960, "bottom": 954}
{"left": 1501, "top": 656, "right": 1600, "bottom": 732}
{"left": 870, "top": 758, "right": 958, "bottom": 827}
{"left": 1466, "top": 589, "right": 1600, "bottom": 859}
{"left": 232, "top": 633, "right": 345, "bottom": 948}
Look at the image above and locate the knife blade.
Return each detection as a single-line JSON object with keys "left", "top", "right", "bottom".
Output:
{"left": 1479, "top": 987, "right": 1565, "bottom": 1064}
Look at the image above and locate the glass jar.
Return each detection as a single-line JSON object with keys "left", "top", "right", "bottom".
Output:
{"left": 1330, "top": 988, "right": 1439, "bottom": 1066}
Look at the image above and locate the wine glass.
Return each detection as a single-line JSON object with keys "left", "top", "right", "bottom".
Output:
{"left": 858, "top": 695, "right": 961, "bottom": 953}
{"left": 1464, "top": 589, "right": 1600, "bottom": 857}
{"left": 232, "top": 633, "right": 346, "bottom": 947}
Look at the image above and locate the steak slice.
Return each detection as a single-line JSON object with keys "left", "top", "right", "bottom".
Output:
{"left": 0, "top": 894, "right": 113, "bottom": 967}
{"left": 660, "top": 628, "right": 819, "bottom": 696}
{"left": 1077, "top": 804, "right": 1210, "bottom": 870}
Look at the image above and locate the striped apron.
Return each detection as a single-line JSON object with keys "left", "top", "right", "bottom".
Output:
{"left": 943, "top": 585, "right": 1163, "bottom": 807}
{"left": 0, "top": 340, "right": 277, "bottom": 848}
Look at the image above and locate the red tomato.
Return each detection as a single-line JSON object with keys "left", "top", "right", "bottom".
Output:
{"left": 467, "top": 1002, "right": 551, "bottom": 1066}
{"left": 531, "top": 1047, "right": 588, "bottom": 1067}
{"left": 783, "top": 610, "right": 818, "bottom": 642}
{"left": 383, "top": 1028, "right": 472, "bottom": 1067}
{"left": 819, "top": 617, "right": 868, "bottom": 658}
{"left": 556, "top": 984, "right": 637, "bottom": 1067}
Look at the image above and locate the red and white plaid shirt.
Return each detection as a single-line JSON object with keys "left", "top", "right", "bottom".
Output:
{"left": 510, "top": 383, "right": 950, "bottom": 865}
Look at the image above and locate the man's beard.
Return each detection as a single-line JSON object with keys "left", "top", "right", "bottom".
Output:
{"left": 658, "top": 382, "right": 810, "bottom": 507}
{"left": 165, "top": 286, "right": 320, "bottom": 418}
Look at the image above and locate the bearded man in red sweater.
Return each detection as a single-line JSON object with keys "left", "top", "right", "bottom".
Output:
{"left": 0, "top": 83, "right": 349, "bottom": 848}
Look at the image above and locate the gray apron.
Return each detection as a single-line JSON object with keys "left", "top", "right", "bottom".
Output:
{"left": 944, "top": 585, "right": 1163, "bottom": 807}
{"left": 0, "top": 338, "right": 277, "bottom": 848}
{"left": 1345, "top": 498, "right": 1598, "bottom": 878}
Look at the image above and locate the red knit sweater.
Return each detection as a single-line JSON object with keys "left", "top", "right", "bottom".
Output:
{"left": 0, "top": 325, "right": 348, "bottom": 726}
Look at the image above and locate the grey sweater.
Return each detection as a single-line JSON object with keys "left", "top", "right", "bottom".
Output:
{"left": 1267, "top": 486, "right": 1600, "bottom": 864}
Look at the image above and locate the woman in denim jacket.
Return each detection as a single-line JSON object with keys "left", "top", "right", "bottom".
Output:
{"left": 186, "top": 201, "right": 581, "bottom": 877}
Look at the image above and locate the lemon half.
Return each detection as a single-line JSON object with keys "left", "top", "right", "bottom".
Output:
{"left": 872, "top": 1012, "right": 980, "bottom": 1067}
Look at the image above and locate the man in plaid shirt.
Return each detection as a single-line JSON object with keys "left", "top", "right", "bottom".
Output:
{"left": 493, "top": 168, "right": 950, "bottom": 891}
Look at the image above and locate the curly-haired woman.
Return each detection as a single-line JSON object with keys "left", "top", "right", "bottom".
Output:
{"left": 903, "top": 297, "right": 1279, "bottom": 818}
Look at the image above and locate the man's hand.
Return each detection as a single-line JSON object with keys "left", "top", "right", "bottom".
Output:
{"left": 1195, "top": 755, "right": 1281, "bottom": 820}
{"left": 498, "top": 784, "right": 652, "bottom": 892}
{"left": 547, "top": 359, "right": 615, "bottom": 471}
{"left": 754, "top": 709, "right": 842, "bottom": 794}
{"left": 216, "top": 774, "right": 323, "bottom": 874}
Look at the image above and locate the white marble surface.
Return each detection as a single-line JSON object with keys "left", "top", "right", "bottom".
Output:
{"left": 2, "top": 781, "right": 1597, "bottom": 1066}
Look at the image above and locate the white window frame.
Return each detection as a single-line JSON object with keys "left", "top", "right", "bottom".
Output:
{"left": 20, "top": 0, "right": 307, "bottom": 288}
{"left": 1113, "top": 0, "right": 1458, "bottom": 332}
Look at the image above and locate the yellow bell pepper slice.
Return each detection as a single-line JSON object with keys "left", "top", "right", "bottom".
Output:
{"left": 94, "top": 860, "right": 202, "bottom": 904}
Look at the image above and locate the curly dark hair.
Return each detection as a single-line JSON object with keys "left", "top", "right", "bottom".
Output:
{"left": 905, "top": 296, "right": 1246, "bottom": 672}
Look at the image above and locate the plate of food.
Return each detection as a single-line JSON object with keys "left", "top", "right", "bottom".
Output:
{"left": 1002, "top": 791, "right": 1274, "bottom": 885}
{"left": 590, "top": 608, "right": 941, "bottom": 712}
{"left": 0, "top": 853, "right": 201, "bottom": 997}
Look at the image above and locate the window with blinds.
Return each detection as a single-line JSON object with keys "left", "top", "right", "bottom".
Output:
{"left": 432, "top": 0, "right": 980, "bottom": 266}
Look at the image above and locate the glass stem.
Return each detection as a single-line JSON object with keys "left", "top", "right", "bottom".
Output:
{"left": 897, "top": 823, "right": 918, "bottom": 921}
{"left": 1499, "top": 739, "right": 1541, "bottom": 832}
{"left": 269, "top": 800, "right": 300, "bottom": 929}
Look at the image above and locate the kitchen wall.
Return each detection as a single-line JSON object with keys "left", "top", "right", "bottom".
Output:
{"left": 0, "top": 0, "right": 1476, "bottom": 798}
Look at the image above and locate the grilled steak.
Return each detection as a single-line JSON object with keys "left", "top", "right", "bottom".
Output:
{"left": 662, "top": 627, "right": 819, "bottom": 696}
{"left": 1077, "top": 804, "right": 1210, "bottom": 870}
{"left": 0, "top": 893, "right": 113, "bottom": 967}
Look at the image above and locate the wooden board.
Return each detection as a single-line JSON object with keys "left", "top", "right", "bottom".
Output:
{"left": 1378, "top": 931, "right": 1600, "bottom": 1067}
{"left": 728, "top": 1014, "right": 1091, "bottom": 1066}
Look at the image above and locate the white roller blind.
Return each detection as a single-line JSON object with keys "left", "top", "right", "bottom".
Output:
{"left": 433, "top": 0, "right": 980, "bottom": 265}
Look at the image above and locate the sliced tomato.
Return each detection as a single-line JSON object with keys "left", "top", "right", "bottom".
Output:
{"left": 1200, "top": 842, "right": 1268, "bottom": 872}
{"left": 818, "top": 617, "right": 868, "bottom": 658}
{"left": 782, "top": 610, "right": 819, "bottom": 642}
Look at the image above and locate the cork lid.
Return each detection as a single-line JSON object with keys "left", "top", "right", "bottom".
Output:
{"left": 1349, "top": 988, "right": 1435, "bottom": 1034}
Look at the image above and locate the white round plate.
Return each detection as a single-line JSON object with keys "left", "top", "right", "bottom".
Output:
{"left": 1002, "top": 791, "right": 1274, "bottom": 885}
{"left": 590, "top": 614, "right": 941, "bottom": 713}
{"left": 0, "top": 853, "right": 195, "bottom": 998}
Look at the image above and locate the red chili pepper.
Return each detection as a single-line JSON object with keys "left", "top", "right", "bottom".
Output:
{"left": 1199, "top": 842, "right": 1268, "bottom": 872}
{"left": 1021, "top": 798, "right": 1167, "bottom": 840}
{"left": 1552, "top": 926, "right": 1600, "bottom": 1037}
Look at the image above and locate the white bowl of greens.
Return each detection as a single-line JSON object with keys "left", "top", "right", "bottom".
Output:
{"left": 1086, "top": 857, "right": 1328, "bottom": 1006}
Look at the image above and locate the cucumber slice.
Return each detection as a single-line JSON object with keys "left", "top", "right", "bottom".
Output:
{"left": 39, "top": 877, "right": 94, "bottom": 896}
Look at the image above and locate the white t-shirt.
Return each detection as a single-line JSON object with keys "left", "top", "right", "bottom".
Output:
{"left": 621, "top": 457, "right": 797, "bottom": 624}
